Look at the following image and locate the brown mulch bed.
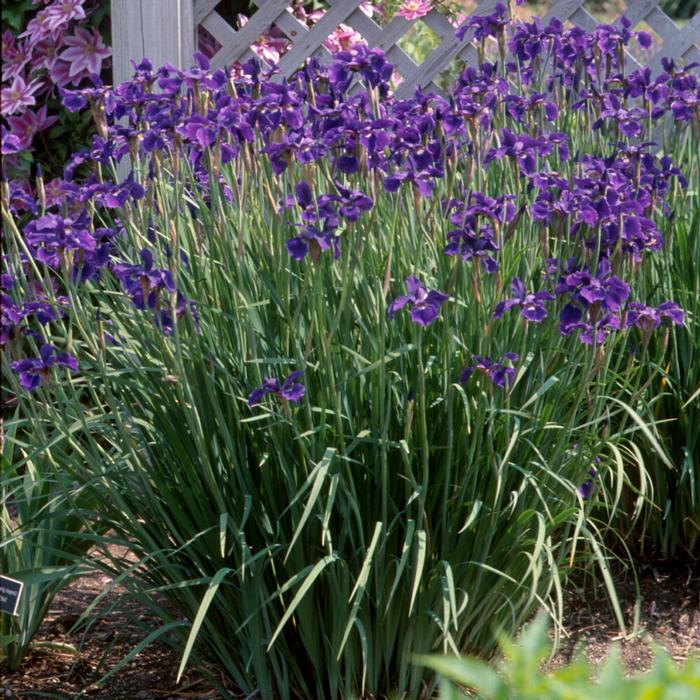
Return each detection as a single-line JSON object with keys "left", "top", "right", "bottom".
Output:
{"left": 1, "top": 548, "right": 233, "bottom": 700}
{"left": 548, "top": 559, "right": 700, "bottom": 672}
{"left": 2, "top": 559, "right": 699, "bottom": 699}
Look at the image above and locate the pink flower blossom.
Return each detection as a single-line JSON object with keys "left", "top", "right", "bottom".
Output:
{"left": 1, "top": 30, "right": 15, "bottom": 54}
{"left": 2, "top": 43, "right": 32, "bottom": 80}
{"left": 359, "top": 2, "right": 377, "bottom": 17}
{"left": 49, "top": 59, "right": 77, "bottom": 87}
{"left": 33, "top": 37, "right": 63, "bottom": 70}
{"left": 60, "top": 26, "right": 111, "bottom": 78}
{"left": 396, "top": 0, "right": 433, "bottom": 21}
{"left": 237, "top": 14, "right": 288, "bottom": 64}
{"left": 7, "top": 105, "right": 59, "bottom": 149}
{"left": 324, "top": 24, "right": 367, "bottom": 53}
{"left": 19, "top": 10, "right": 56, "bottom": 44}
{"left": 45, "top": 0, "right": 86, "bottom": 32}
{"left": 1, "top": 76, "right": 41, "bottom": 116}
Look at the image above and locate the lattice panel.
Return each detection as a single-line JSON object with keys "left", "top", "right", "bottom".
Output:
{"left": 193, "top": 0, "right": 700, "bottom": 94}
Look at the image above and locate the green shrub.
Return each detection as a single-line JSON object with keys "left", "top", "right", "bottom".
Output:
{"left": 0, "top": 415, "right": 97, "bottom": 670}
{"left": 420, "top": 613, "right": 700, "bottom": 699}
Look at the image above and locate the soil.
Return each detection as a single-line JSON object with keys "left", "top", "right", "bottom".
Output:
{"left": 1, "top": 559, "right": 699, "bottom": 699}
{"left": 547, "top": 558, "right": 700, "bottom": 672}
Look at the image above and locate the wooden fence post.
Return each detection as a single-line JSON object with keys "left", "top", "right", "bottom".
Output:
{"left": 112, "top": 0, "right": 196, "bottom": 86}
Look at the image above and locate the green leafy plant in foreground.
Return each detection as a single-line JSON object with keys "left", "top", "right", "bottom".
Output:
{"left": 420, "top": 613, "right": 700, "bottom": 700}
{"left": 0, "top": 414, "right": 97, "bottom": 670}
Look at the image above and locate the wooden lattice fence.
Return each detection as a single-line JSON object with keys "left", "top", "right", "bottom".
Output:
{"left": 112, "top": 0, "right": 700, "bottom": 95}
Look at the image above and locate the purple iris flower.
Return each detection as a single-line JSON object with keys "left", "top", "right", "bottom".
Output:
{"left": 494, "top": 277, "right": 554, "bottom": 323}
{"left": 578, "top": 467, "right": 599, "bottom": 500}
{"left": 112, "top": 249, "right": 176, "bottom": 311}
{"left": 556, "top": 260, "right": 631, "bottom": 314}
{"left": 626, "top": 301, "right": 685, "bottom": 331}
{"left": 287, "top": 220, "right": 341, "bottom": 262}
{"left": 24, "top": 211, "right": 96, "bottom": 267}
{"left": 456, "top": 3, "right": 509, "bottom": 42}
{"left": 335, "top": 183, "right": 373, "bottom": 222}
{"left": 389, "top": 276, "right": 449, "bottom": 327}
{"left": 1, "top": 295, "right": 23, "bottom": 345}
{"left": 11, "top": 343, "right": 79, "bottom": 391}
{"left": 248, "top": 370, "right": 306, "bottom": 407}
{"left": 461, "top": 353, "right": 519, "bottom": 389}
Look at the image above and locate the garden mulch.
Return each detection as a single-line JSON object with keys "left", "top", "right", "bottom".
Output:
{"left": 1, "top": 557, "right": 698, "bottom": 699}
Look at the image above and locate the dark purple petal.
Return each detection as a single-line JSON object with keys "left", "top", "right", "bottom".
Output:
{"left": 280, "top": 382, "right": 305, "bottom": 404}
{"left": 20, "top": 372, "right": 42, "bottom": 391}
{"left": 287, "top": 237, "right": 309, "bottom": 261}
{"left": 411, "top": 304, "right": 440, "bottom": 326}
{"left": 248, "top": 387, "right": 267, "bottom": 406}
{"left": 388, "top": 295, "right": 410, "bottom": 317}
{"left": 56, "top": 353, "right": 80, "bottom": 372}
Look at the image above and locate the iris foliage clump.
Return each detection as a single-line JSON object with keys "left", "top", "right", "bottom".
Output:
{"left": 2, "top": 4, "right": 699, "bottom": 698}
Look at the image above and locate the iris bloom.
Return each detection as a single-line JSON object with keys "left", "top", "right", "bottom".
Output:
{"left": 248, "top": 370, "right": 306, "bottom": 407}
{"left": 461, "top": 353, "right": 519, "bottom": 389}
{"left": 578, "top": 468, "right": 599, "bottom": 500}
{"left": 389, "top": 276, "right": 449, "bottom": 327}
{"left": 11, "top": 343, "right": 79, "bottom": 391}
{"left": 494, "top": 277, "right": 554, "bottom": 323}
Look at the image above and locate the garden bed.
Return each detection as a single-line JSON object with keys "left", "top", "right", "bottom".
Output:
{"left": 2, "top": 559, "right": 698, "bottom": 699}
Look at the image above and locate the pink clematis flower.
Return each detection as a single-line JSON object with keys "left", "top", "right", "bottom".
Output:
{"left": 2, "top": 43, "right": 32, "bottom": 80}
{"left": 45, "top": 0, "right": 86, "bottom": 32}
{"left": 1, "top": 30, "right": 15, "bottom": 54}
{"left": 19, "top": 10, "right": 56, "bottom": 44}
{"left": 237, "top": 14, "right": 288, "bottom": 64}
{"left": 49, "top": 58, "right": 77, "bottom": 87}
{"left": 324, "top": 24, "right": 366, "bottom": 52}
{"left": 33, "top": 37, "right": 63, "bottom": 70}
{"left": 60, "top": 26, "right": 111, "bottom": 78}
{"left": 7, "top": 105, "right": 59, "bottom": 149}
{"left": 396, "top": 0, "right": 433, "bottom": 21}
{"left": 1, "top": 76, "right": 41, "bottom": 116}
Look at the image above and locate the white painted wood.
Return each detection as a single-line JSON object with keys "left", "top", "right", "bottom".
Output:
{"left": 422, "top": 11, "right": 459, "bottom": 40}
{"left": 113, "top": 0, "right": 195, "bottom": 85}
{"left": 648, "top": 11, "right": 700, "bottom": 72}
{"left": 200, "top": 10, "right": 237, "bottom": 49}
{"left": 645, "top": 6, "right": 683, "bottom": 42}
{"left": 570, "top": 6, "right": 599, "bottom": 31}
{"left": 194, "top": 0, "right": 220, "bottom": 25}
{"left": 620, "top": 0, "right": 663, "bottom": 28}
{"left": 210, "top": 0, "right": 291, "bottom": 67}
{"left": 113, "top": 0, "right": 696, "bottom": 97}
{"left": 277, "top": 0, "right": 364, "bottom": 77}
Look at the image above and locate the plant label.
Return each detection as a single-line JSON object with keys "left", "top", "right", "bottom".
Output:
{"left": 0, "top": 575, "right": 23, "bottom": 616}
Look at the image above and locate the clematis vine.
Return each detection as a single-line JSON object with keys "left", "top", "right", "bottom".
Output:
{"left": 397, "top": 0, "right": 433, "bottom": 21}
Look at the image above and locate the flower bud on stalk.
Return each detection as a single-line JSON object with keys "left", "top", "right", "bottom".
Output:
{"left": 129, "top": 134, "right": 140, "bottom": 167}
{"left": 35, "top": 164, "right": 46, "bottom": 213}
{"left": 151, "top": 150, "right": 162, "bottom": 179}
{"left": 90, "top": 99, "right": 108, "bottom": 140}
{"left": 472, "top": 264, "right": 482, "bottom": 305}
